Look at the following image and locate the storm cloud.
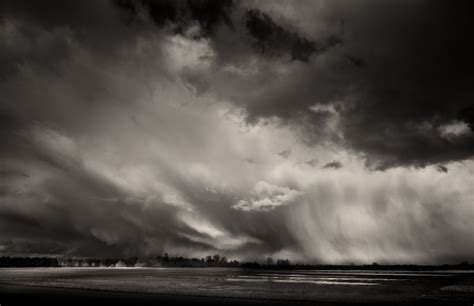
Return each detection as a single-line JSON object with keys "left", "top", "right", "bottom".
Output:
{"left": 1, "top": 0, "right": 474, "bottom": 264}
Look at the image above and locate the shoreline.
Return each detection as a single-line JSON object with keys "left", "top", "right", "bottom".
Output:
{"left": 1, "top": 266, "right": 474, "bottom": 272}
{"left": 0, "top": 282, "right": 465, "bottom": 306}
{"left": 0, "top": 283, "right": 363, "bottom": 306}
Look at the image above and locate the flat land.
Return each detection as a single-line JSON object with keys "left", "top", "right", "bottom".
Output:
{"left": 0, "top": 268, "right": 473, "bottom": 305}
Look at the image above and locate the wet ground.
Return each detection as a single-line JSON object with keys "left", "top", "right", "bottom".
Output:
{"left": 0, "top": 268, "right": 473, "bottom": 305}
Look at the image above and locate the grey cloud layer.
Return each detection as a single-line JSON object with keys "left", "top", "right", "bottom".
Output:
{"left": 176, "top": 0, "right": 474, "bottom": 168}
{"left": 1, "top": 0, "right": 474, "bottom": 263}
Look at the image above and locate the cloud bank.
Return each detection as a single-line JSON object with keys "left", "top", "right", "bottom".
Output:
{"left": 0, "top": 0, "right": 473, "bottom": 264}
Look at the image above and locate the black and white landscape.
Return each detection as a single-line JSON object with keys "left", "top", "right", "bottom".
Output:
{"left": 1, "top": 1, "right": 474, "bottom": 305}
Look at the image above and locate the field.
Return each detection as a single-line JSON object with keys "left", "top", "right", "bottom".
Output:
{"left": 1, "top": 268, "right": 474, "bottom": 305}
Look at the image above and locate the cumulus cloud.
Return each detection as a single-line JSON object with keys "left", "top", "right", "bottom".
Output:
{"left": 232, "top": 181, "right": 302, "bottom": 212}
{"left": 438, "top": 120, "right": 471, "bottom": 141}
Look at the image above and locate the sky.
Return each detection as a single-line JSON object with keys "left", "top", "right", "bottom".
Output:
{"left": 1, "top": 0, "right": 474, "bottom": 264}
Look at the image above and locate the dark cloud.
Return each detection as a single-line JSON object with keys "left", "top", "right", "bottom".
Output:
{"left": 322, "top": 161, "right": 342, "bottom": 169}
{"left": 3, "top": 1, "right": 473, "bottom": 171}
{"left": 459, "top": 106, "right": 474, "bottom": 130}
{"left": 0, "top": 0, "right": 142, "bottom": 58}
{"left": 320, "top": 1, "right": 474, "bottom": 167}
{"left": 115, "top": 0, "right": 233, "bottom": 36}
{"left": 0, "top": 129, "right": 212, "bottom": 257}
{"left": 180, "top": 0, "right": 474, "bottom": 168}
{"left": 344, "top": 54, "right": 366, "bottom": 68}
{"left": 305, "top": 158, "right": 318, "bottom": 167}
{"left": 114, "top": 0, "right": 339, "bottom": 63}
{"left": 244, "top": 9, "right": 340, "bottom": 62}
{"left": 0, "top": 0, "right": 226, "bottom": 257}
{"left": 436, "top": 165, "right": 448, "bottom": 173}
{"left": 276, "top": 149, "right": 291, "bottom": 159}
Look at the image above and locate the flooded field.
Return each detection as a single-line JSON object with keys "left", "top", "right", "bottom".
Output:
{"left": 1, "top": 268, "right": 474, "bottom": 305}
